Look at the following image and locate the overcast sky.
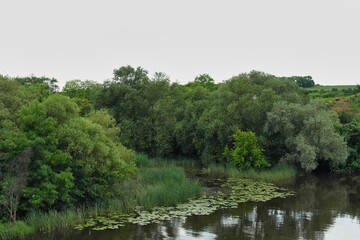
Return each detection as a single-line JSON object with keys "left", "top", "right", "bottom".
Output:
{"left": 1, "top": 0, "right": 359, "bottom": 88}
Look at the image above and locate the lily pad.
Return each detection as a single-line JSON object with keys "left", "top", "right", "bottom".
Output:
{"left": 75, "top": 178, "right": 294, "bottom": 231}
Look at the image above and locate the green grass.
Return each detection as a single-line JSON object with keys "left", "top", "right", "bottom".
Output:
{"left": 135, "top": 153, "right": 199, "bottom": 168}
{"left": 26, "top": 209, "right": 85, "bottom": 234}
{"left": 203, "top": 163, "right": 238, "bottom": 177}
{"left": 231, "top": 165, "right": 297, "bottom": 183}
{"left": 0, "top": 158, "right": 295, "bottom": 239}
{"left": 0, "top": 221, "right": 34, "bottom": 239}
{"left": 0, "top": 207, "right": 107, "bottom": 239}
{"left": 0, "top": 199, "right": 137, "bottom": 239}
{"left": 307, "top": 85, "right": 357, "bottom": 91}
{"left": 0, "top": 157, "right": 204, "bottom": 239}
{"left": 138, "top": 166, "right": 203, "bottom": 209}
{"left": 306, "top": 85, "right": 358, "bottom": 100}
{"left": 204, "top": 164, "right": 297, "bottom": 183}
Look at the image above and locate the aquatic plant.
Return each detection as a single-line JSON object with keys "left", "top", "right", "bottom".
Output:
{"left": 26, "top": 209, "right": 85, "bottom": 233}
{"left": 205, "top": 164, "right": 297, "bottom": 183}
{"left": 74, "top": 178, "right": 294, "bottom": 230}
{"left": 0, "top": 221, "right": 34, "bottom": 239}
{"left": 138, "top": 166, "right": 203, "bottom": 209}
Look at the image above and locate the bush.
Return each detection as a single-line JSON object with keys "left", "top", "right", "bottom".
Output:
{"left": 224, "top": 130, "right": 269, "bottom": 170}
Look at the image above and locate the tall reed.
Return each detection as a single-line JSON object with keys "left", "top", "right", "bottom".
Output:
{"left": 205, "top": 164, "right": 297, "bottom": 183}
{"left": 138, "top": 166, "right": 203, "bottom": 209}
{"left": 0, "top": 221, "right": 34, "bottom": 240}
{"left": 26, "top": 209, "right": 85, "bottom": 233}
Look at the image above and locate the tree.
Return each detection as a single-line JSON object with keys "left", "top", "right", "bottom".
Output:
{"left": 338, "top": 119, "right": 360, "bottom": 170}
{"left": 15, "top": 76, "right": 59, "bottom": 100}
{"left": 113, "top": 65, "right": 149, "bottom": 87}
{"left": 62, "top": 80, "right": 102, "bottom": 115}
{"left": 57, "top": 118, "right": 134, "bottom": 203}
{"left": 288, "top": 76, "right": 315, "bottom": 88}
{"left": 224, "top": 130, "right": 269, "bottom": 170}
{"left": 193, "top": 71, "right": 304, "bottom": 164}
{"left": 15, "top": 76, "right": 58, "bottom": 92}
{"left": 15, "top": 95, "right": 135, "bottom": 210}
{"left": 175, "top": 86, "right": 211, "bottom": 157}
{"left": 264, "top": 100, "right": 348, "bottom": 171}
{"left": 1, "top": 148, "right": 32, "bottom": 223}
{"left": 0, "top": 76, "right": 33, "bottom": 221}
{"left": 0, "top": 75, "right": 30, "bottom": 115}
{"left": 62, "top": 79, "right": 101, "bottom": 100}
{"left": 186, "top": 74, "right": 217, "bottom": 91}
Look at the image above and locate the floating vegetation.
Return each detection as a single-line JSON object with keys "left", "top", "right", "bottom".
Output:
{"left": 74, "top": 178, "right": 294, "bottom": 231}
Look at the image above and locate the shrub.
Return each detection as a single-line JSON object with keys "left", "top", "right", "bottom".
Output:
{"left": 224, "top": 130, "right": 269, "bottom": 170}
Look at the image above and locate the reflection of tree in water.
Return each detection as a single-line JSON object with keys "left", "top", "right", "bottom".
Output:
{"left": 346, "top": 175, "right": 360, "bottom": 216}
{"left": 160, "top": 175, "right": 358, "bottom": 240}
{"left": 210, "top": 175, "right": 359, "bottom": 240}
{"left": 34, "top": 175, "right": 360, "bottom": 239}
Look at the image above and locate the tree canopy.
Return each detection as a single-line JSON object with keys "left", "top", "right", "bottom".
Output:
{"left": 264, "top": 100, "right": 348, "bottom": 171}
{"left": 0, "top": 67, "right": 356, "bottom": 224}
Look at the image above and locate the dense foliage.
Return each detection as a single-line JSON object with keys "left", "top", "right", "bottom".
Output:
{"left": 264, "top": 100, "right": 348, "bottom": 171}
{"left": 287, "top": 76, "right": 315, "bottom": 88}
{"left": 1, "top": 66, "right": 358, "bottom": 229}
{"left": 224, "top": 130, "right": 269, "bottom": 170}
{"left": 0, "top": 75, "right": 135, "bottom": 223}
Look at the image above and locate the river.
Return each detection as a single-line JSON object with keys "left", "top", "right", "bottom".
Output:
{"left": 29, "top": 174, "right": 360, "bottom": 240}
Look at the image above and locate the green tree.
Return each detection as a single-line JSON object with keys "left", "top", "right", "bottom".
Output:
{"left": 1, "top": 148, "right": 32, "bottom": 223}
{"left": 15, "top": 95, "right": 135, "bottom": 210}
{"left": 338, "top": 119, "right": 360, "bottom": 170}
{"left": 96, "top": 67, "right": 151, "bottom": 152}
{"left": 175, "top": 86, "right": 211, "bottom": 157}
{"left": 186, "top": 74, "right": 217, "bottom": 91}
{"left": 57, "top": 118, "right": 133, "bottom": 203}
{"left": 96, "top": 67, "right": 181, "bottom": 155}
{"left": 0, "top": 76, "right": 33, "bottom": 221}
{"left": 15, "top": 76, "right": 59, "bottom": 100}
{"left": 264, "top": 100, "right": 348, "bottom": 171}
{"left": 62, "top": 80, "right": 101, "bottom": 100}
{"left": 113, "top": 65, "right": 149, "bottom": 87}
{"left": 15, "top": 76, "right": 58, "bottom": 92}
{"left": 87, "top": 109, "right": 120, "bottom": 141}
{"left": 284, "top": 76, "right": 315, "bottom": 88}
{"left": 17, "top": 96, "right": 78, "bottom": 209}
{"left": 193, "top": 71, "right": 304, "bottom": 163}
{"left": 224, "top": 130, "right": 269, "bottom": 170}
{"left": 62, "top": 80, "right": 102, "bottom": 115}
{"left": 0, "top": 75, "right": 30, "bottom": 115}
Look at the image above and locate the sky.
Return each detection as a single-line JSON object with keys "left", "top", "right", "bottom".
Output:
{"left": 1, "top": 0, "right": 359, "bottom": 88}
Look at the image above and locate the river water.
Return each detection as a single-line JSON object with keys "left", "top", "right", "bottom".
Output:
{"left": 32, "top": 174, "right": 360, "bottom": 240}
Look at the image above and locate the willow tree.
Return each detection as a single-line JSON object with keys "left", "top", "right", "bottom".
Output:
{"left": 264, "top": 100, "right": 348, "bottom": 171}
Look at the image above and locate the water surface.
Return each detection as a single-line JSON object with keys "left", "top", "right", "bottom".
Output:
{"left": 31, "top": 174, "right": 360, "bottom": 240}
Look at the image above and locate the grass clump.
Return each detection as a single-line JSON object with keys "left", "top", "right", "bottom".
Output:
{"left": 135, "top": 153, "right": 199, "bottom": 168}
{"left": 231, "top": 165, "right": 297, "bottom": 183}
{"left": 26, "top": 209, "right": 85, "bottom": 233}
{"left": 205, "top": 164, "right": 297, "bottom": 183}
{"left": 138, "top": 166, "right": 203, "bottom": 209}
{"left": 0, "top": 221, "right": 34, "bottom": 239}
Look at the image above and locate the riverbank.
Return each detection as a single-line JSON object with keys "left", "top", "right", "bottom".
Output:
{"left": 203, "top": 164, "right": 297, "bottom": 184}
{"left": 0, "top": 157, "right": 297, "bottom": 240}
{"left": 0, "top": 163, "right": 202, "bottom": 240}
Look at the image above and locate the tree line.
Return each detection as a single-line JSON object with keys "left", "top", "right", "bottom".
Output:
{"left": 0, "top": 66, "right": 358, "bottom": 223}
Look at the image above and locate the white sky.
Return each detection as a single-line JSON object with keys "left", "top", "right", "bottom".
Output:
{"left": 1, "top": 0, "right": 359, "bottom": 88}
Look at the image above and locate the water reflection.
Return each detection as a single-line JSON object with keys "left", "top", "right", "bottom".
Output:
{"left": 30, "top": 174, "right": 360, "bottom": 240}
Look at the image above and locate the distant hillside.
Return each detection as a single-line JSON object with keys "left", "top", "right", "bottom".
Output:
{"left": 307, "top": 85, "right": 357, "bottom": 91}
{"left": 304, "top": 85, "right": 359, "bottom": 101}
